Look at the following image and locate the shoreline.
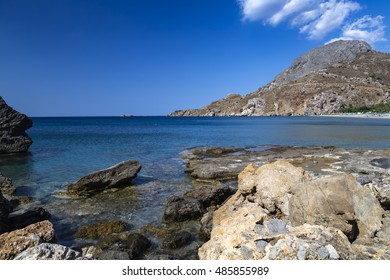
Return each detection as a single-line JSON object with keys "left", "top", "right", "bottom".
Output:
{"left": 320, "top": 113, "right": 390, "bottom": 119}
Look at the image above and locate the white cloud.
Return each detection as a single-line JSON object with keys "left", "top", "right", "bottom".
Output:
{"left": 301, "top": 0, "right": 361, "bottom": 39}
{"left": 237, "top": 0, "right": 386, "bottom": 41}
{"left": 328, "top": 15, "right": 386, "bottom": 44}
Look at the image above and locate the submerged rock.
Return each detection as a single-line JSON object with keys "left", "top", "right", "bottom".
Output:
{"left": 75, "top": 220, "right": 128, "bottom": 239}
{"left": 0, "top": 173, "right": 16, "bottom": 196}
{"left": 9, "top": 207, "right": 51, "bottom": 230}
{"left": 163, "top": 196, "right": 204, "bottom": 223}
{"left": 67, "top": 160, "right": 141, "bottom": 197}
{"left": 0, "top": 96, "right": 33, "bottom": 153}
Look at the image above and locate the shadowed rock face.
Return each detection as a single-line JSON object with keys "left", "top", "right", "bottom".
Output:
{"left": 67, "top": 160, "right": 142, "bottom": 197}
{"left": 0, "top": 97, "right": 33, "bottom": 153}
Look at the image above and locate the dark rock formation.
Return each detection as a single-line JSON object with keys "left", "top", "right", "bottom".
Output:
{"left": 8, "top": 207, "right": 51, "bottom": 231}
{"left": 169, "top": 40, "right": 390, "bottom": 117}
{"left": 67, "top": 160, "right": 142, "bottom": 197}
{"left": 0, "top": 173, "right": 16, "bottom": 196}
{"left": 163, "top": 196, "right": 204, "bottom": 223}
{"left": 162, "top": 231, "right": 192, "bottom": 249}
{"left": 185, "top": 185, "right": 234, "bottom": 208}
{"left": 0, "top": 96, "right": 33, "bottom": 153}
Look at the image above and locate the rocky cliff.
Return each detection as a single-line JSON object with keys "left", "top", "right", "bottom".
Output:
{"left": 0, "top": 97, "right": 33, "bottom": 153}
{"left": 169, "top": 40, "right": 390, "bottom": 116}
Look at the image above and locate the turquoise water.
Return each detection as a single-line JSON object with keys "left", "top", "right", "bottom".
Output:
{"left": 0, "top": 116, "right": 389, "bottom": 245}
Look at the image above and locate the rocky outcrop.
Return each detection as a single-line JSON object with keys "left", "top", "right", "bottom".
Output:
{"left": 198, "top": 159, "right": 386, "bottom": 260}
{"left": 0, "top": 220, "right": 55, "bottom": 260}
{"left": 67, "top": 160, "right": 142, "bottom": 197}
{"left": 0, "top": 173, "right": 16, "bottom": 196}
{"left": 0, "top": 96, "right": 33, "bottom": 153}
{"left": 289, "top": 173, "right": 383, "bottom": 241}
{"left": 14, "top": 243, "right": 81, "bottom": 260}
{"left": 163, "top": 196, "right": 204, "bottom": 223}
{"left": 169, "top": 40, "right": 390, "bottom": 117}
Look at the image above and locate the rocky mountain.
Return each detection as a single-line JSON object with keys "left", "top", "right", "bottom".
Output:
{"left": 0, "top": 97, "right": 33, "bottom": 153}
{"left": 169, "top": 40, "right": 390, "bottom": 116}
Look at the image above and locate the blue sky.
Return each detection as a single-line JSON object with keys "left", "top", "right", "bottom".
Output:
{"left": 0, "top": 0, "right": 389, "bottom": 116}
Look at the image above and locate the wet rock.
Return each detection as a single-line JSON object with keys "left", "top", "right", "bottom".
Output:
{"left": 0, "top": 190, "right": 11, "bottom": 234}
{"left": 0, "top": 173, "right": 16, "bottom": 196}
{"left": 67, "top": 160, "right": 142, "bottom": 197}
{"left": 9, "top": 207, "right": 51, "bottom": 230}
{"left": 9, "top": 196, "right": 33, "bottom": 208}
{"left": 75, "top": 220, "right": 128, "bottom": 239}
{"left": 162, "top": 231, "right": 192, "bottom": 249}
{"left": 0, "top": 190, "right": 11, "bottom": 220}
{"left": 185, "top": 185, "right": 234, "bottom": 208}
{"left": 0, "top": 220, "right": 55, "bottom": 260}
{"left": 14, "top": 243, "right": 81, "bottom": 260}
{"left": 0, "top": 96, "right": 33, "bottom": 153}
{"left": 98, "top": 250, "right": 130, "bottom": 260}
{"left": 370, "top": 158, "right": 390, "bottom": 169}
{"left": 125, "top": 233, "right": 151, "bottom": 259}
{"left": 163, "top": 196, "right": 204, "bottom": 223}
{"left": 289, "top": 173, "right": 383, "bottom": 241}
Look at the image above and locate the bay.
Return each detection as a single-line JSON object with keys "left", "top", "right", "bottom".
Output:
{"left": 0, "top": 116, "right": 389, "bottom": 246}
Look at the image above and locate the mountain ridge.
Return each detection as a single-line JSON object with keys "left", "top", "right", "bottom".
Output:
{"left": 169, "top": 40, "right": 390, "bottom": 117}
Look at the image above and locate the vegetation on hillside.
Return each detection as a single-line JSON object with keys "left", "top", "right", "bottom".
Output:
{"left": 340, "top": 102, "right": 390, "bottom": 113}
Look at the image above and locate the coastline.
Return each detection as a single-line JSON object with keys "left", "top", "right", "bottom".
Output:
{"left": 319, "top": 113, "right": 390, "bottom": 119}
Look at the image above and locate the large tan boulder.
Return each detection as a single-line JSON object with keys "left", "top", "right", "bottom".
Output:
{"left": 289, "top": 173, "right": 383, "bottom": 241}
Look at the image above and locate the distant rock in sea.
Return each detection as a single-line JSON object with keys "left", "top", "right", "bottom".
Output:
{"left": 169, "top": 40, "right": 390, "bottom": 117}
{"left": 0, "top": 96, "right": 33, "bottom": 153}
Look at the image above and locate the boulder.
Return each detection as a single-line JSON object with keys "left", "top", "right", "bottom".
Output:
{"left": 0, "top": 190, "right": 11, "bottom": 234}
{"left": 0, "top": 220, "right": 55, "bottom": 259}
{"left": 162, "top": 231, "right": 192, "bottom": 249}
{"left": 125, "top": 233, "right": 151, "bottom": 259}
{"left": 0, "top": 173, "right": 16, "bottom": 195}
{"left": 9, "top": 207, "right": 51, "bottom": 230}
{"left": 163, "top": 196, "right": 204, "bottom": 223}
{"left": 0, "top": 96, "right": 33, "bottom": 153}
{"left": 14, "top": 243, "right": 81, "bottom": 260}
{"left": 67, "top": 160, "right": 141, "bottom": 197}
{"left": 184, "top": 185, "right": 234, "bottom": 208}
{"left": 289, "top": 173, "right": 383, "bottom": 241}
{"left": 238, "top": 161, "right": 307, "bottom": 216}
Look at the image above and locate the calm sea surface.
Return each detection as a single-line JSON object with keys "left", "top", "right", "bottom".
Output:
{"left": 1, "top": 116, "right": 389, "bottom": 245}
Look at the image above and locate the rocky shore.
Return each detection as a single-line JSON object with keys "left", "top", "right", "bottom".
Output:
{"left": 0, "top": 97, "right": 33, "bottom": 154}
{"left": 1, "top": 142, "right": 389, "bottom": 260}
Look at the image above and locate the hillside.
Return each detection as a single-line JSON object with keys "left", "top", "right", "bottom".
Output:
{"left": 169, "top": 40, "right": 390, "bottom": 117}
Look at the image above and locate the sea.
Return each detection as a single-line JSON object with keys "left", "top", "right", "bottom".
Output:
{"left": 1, "top": 116, "right": 389, "bottom": 246}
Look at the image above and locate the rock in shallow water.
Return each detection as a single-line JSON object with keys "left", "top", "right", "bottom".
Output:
{"left": 0, "top": 96, "right": 33, "bottom": 154}
{"left": 163, "top": 196, "right": 204, "bottom": 223}
{"left": 67, "top": 160, "right": 141, "bottom": 197}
